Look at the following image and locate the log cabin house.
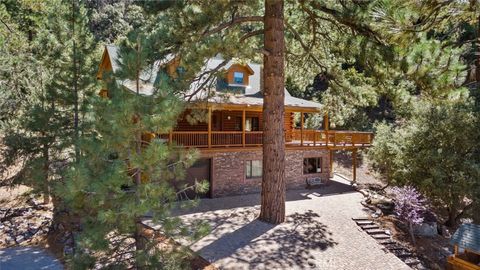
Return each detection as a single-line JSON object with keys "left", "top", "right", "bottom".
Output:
{"left": 97, "top": 45, "right": 373, "bottom": 197}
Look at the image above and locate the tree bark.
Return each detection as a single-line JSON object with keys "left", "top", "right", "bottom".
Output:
{"left": 72, "top": 0, "right": 80, "bottom": 162}
{"left": 476, "top": 14, "right": 480, "bottom": 84}
{"left": 259, "top": 0, "right": 286, "bottom": 224}
{"left": 408, "top": 221, "right": 416, "bottom": 246}
{"left": 42, "top": 142, "right": 50, "bottom": 205}
{"left": 134, "top": 41, "right": 145, "bottom": 269}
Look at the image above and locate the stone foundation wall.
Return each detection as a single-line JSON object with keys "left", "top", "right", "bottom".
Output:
{"left": 200, "top": 148, "right": 330, "bottom": 197}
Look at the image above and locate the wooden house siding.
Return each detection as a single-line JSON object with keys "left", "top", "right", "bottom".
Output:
{"left": 174, "top": 110, "right": 294, "bottom": 133}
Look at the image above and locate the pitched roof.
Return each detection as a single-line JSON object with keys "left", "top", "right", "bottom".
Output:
{"left": 98, "top": 45, "right": 322, "bottom": 112}
{"left": 450, "top": 223, "right": 480, "bottom": 254}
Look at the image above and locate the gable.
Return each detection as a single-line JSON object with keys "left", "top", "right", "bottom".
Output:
{"left": 226, "top": 64, "right": 254, "bottom": 85}
{"left": 96, "top": 48, "right": 113, "bottom": 79}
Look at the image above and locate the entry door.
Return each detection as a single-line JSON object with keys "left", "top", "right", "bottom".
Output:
{"left": 183, "top": 158, "right": 211, "bottom": 198}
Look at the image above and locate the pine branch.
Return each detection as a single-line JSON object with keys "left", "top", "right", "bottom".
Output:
{"left": 186, "top": 58, "right": 230, "bottom": 101}
{"left": 201, "top": 16, "right": 263, "bottom": 37}
{"left": 284, "top": 21, "right": 326, "bottom": 71}
{"left": 239, "top": 29, "right": 264, "bottom": 43}
{"left": 300, "top": 0, "right": 385, "bottom": 46}
{"left": 0, "top": 18, "right": 13, "bottom": 33}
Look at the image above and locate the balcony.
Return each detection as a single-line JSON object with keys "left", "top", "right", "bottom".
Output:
{"left": 160, "top": 129, "right": 373, "bottom": 149}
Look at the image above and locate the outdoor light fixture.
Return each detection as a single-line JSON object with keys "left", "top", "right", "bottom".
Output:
{"left": 227, "top": 115, "right": 231, "bottom": 120}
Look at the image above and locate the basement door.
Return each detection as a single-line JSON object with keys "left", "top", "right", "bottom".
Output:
{"left": 182, "top": 158, "right": 212, "bottom": 199}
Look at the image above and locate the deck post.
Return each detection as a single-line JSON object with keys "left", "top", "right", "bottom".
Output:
{"left": 168, "top": 130, "right": 172, "bottom": 145}
{"left": 329, "top": 149, "right": 333, "bottom": 178}
{"left": 300, "top": 112, "right": 304, "bottom": 146}
{"left": 313, "top": 115, "right": 316, "bottom": 146}
{"left": 242, "top": 109, "right": 246, "bottom": 147}
{"left": 208, "top": 106, "right": 212, "bottom": 148}
{"left": 352, "top": 148, "right": 357, "bottom": 183}
{"left": 324, "top": 112, "right": 329, "bottom": 146}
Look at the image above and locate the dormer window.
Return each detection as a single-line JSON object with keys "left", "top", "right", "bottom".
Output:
{"left": 233, "top": 72, "right": 244, "bottom": 84}
{"left": 226, "top": 64, "right": 254, "bottom": 86}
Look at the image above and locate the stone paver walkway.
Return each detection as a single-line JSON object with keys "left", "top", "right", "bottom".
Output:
{"left": 174, "top": 176, "right": 410, "bottom": 270}
{"left": 0, "top": 247, "right": 63, "bottom": 270}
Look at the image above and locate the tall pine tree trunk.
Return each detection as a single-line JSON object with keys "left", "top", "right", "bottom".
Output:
{"left": 133, "top": 42, "right": 145, "bottom": 269}
{"left": 476, "top": 14, "right": 480, "bottom": 84}
{"left": 72, "top": 0, "right": 80, "bottom": 162}
{"left": 259, "top": 0, "right": 286, "bottom": 224}
{"left": 42, "top": 142, "right": 50, "bottom": 204}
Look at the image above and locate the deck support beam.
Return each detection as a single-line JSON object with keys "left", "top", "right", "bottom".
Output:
{"left": 208, "top": 107, "right": 212, "bottom": 148}
{"left": 242, "top": 109, "right": 246, "bottom": 147}
{"left": 352, "top": 148, "right": 357, "bottom": 183}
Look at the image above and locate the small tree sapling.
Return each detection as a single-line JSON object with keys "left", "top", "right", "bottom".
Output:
{"left": 391, "top": 186, "right": 427, "bottom": 245}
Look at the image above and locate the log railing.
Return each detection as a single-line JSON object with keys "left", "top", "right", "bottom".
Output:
{"left": 163, "top": 129, "right": 372, "bottom": 148}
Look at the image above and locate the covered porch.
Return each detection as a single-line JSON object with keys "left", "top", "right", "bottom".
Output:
{"left": 162, "top": 105, "right": 373, "bottom": 149}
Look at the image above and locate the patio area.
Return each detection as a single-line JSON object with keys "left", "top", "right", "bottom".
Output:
{"left": 171, "top": 175, "right": 410, "bottom": 270}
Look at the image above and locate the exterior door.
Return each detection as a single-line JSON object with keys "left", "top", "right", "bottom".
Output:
{"left": 183, "top": 158, "right": 211, "bottom": 198}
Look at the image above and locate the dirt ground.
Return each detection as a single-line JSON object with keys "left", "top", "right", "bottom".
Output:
{"left": 332, "top": 150, "right": 385, "bottom": 189}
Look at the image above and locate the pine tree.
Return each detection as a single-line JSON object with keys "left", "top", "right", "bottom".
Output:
{"left": 0, "top": 0, "right": 97, "bottom": 201}
{"left": 62, "top": 35, "right": 208, "bottom": 269}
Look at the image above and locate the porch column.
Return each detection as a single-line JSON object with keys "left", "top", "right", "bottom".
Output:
{"left": 352, "top": 148, "right": 357, "bottom": 183}
{"left": 329, "top": 149, "right": 333, "bottom": 178}
{"left": 208, "top": 106, "right": 212, "bottom": 148}
{"left": 324, "top": 112, "right": 329, "bottom": 146}
{"left": 242, "top": 109, "right": 246, "bottom": 147}
{"left": 300, "top": 112, "right": 304, "bottom": 146}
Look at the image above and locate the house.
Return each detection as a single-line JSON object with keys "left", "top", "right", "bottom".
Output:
{"left": 97, "top": 45, "right": 373, "bottom": 198}
{"left": 448, "top": 223, "right": 480, "bottom": 270}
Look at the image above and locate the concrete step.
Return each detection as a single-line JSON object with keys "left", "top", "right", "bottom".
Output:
{"left": 356, "top": 220, "right": 374, "bottom": 225}
{"left": 352, "top": 217, "right": 370, "bottom": 221}
{"left": 404, "top": 258, "right": 421, "bottom": 266}
{"left": 378, "top": 240, "right": 396, "bottom": 245}
{"left": 366, "top": 229, "right": 388, "bottom": 235}
{"left": 386, "top": 245, "right": 406, "bottom": 251}
{"left": 372, "top": 234, "right": 391, "bottom": 240}
{"left": 360, "top": 224, "right": 380, "bottom": 230}
{"left": 396, "top": 252, "right": 414, "bottom": 259}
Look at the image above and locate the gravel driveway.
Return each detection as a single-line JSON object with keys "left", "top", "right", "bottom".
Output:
{"left": 173, "top": 176, "right": 410, "bottom": 270}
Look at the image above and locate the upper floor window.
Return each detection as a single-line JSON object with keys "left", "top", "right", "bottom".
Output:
{"left": 245, "top": 117, "right": 259, "bottom": 131}
{"left": 233, "top": 72, "right": 244, "bottom": 84}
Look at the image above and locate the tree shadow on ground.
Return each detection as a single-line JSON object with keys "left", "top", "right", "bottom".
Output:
{"left": 173, "top": 178, "right": 356, "bottom": 215}
{"left": 198, "top": 210, "right": 337, "bottom": 269}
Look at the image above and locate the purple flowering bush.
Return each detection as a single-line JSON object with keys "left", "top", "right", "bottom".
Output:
{"left": 391, "top": 186, "right": 427, "bottom": 244}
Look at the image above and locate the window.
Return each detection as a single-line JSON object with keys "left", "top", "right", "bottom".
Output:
{"left": 176, "top": 66, "right": 186, "bottom": 75}
{"left": 303, "top": 157, "right": 322, "bottom": 174}
{"left": 233, "top": 72, "right": 244, "bottom": 84}
{"left": 246, "top": 160, "right": 262, "bottom": 179}
{"left": 245, "top": 117, "right": 259, "bottom": 131}
{"left": 235, "top": 116, "right": 242, "bottom": 131}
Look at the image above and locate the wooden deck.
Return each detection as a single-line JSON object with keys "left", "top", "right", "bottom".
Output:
{"left": 160, "top": 129, "right": 373, "bottom": 149}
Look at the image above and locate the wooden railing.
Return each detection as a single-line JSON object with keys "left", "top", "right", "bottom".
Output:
{"left": 163, "top": 129, "right": 372, "bottom": 148}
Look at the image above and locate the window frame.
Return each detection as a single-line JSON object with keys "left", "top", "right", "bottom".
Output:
{"left": 233, "top": 71, "right": 244, "bottom": 84}
{"left": 245, "top": 160, "right": 262, "bottom": 179}
{"left": 303, "top": 157, "right": 323, "bottom": 174}
{"left": 245, "top": 117, "right": 260, "bottom": 131}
